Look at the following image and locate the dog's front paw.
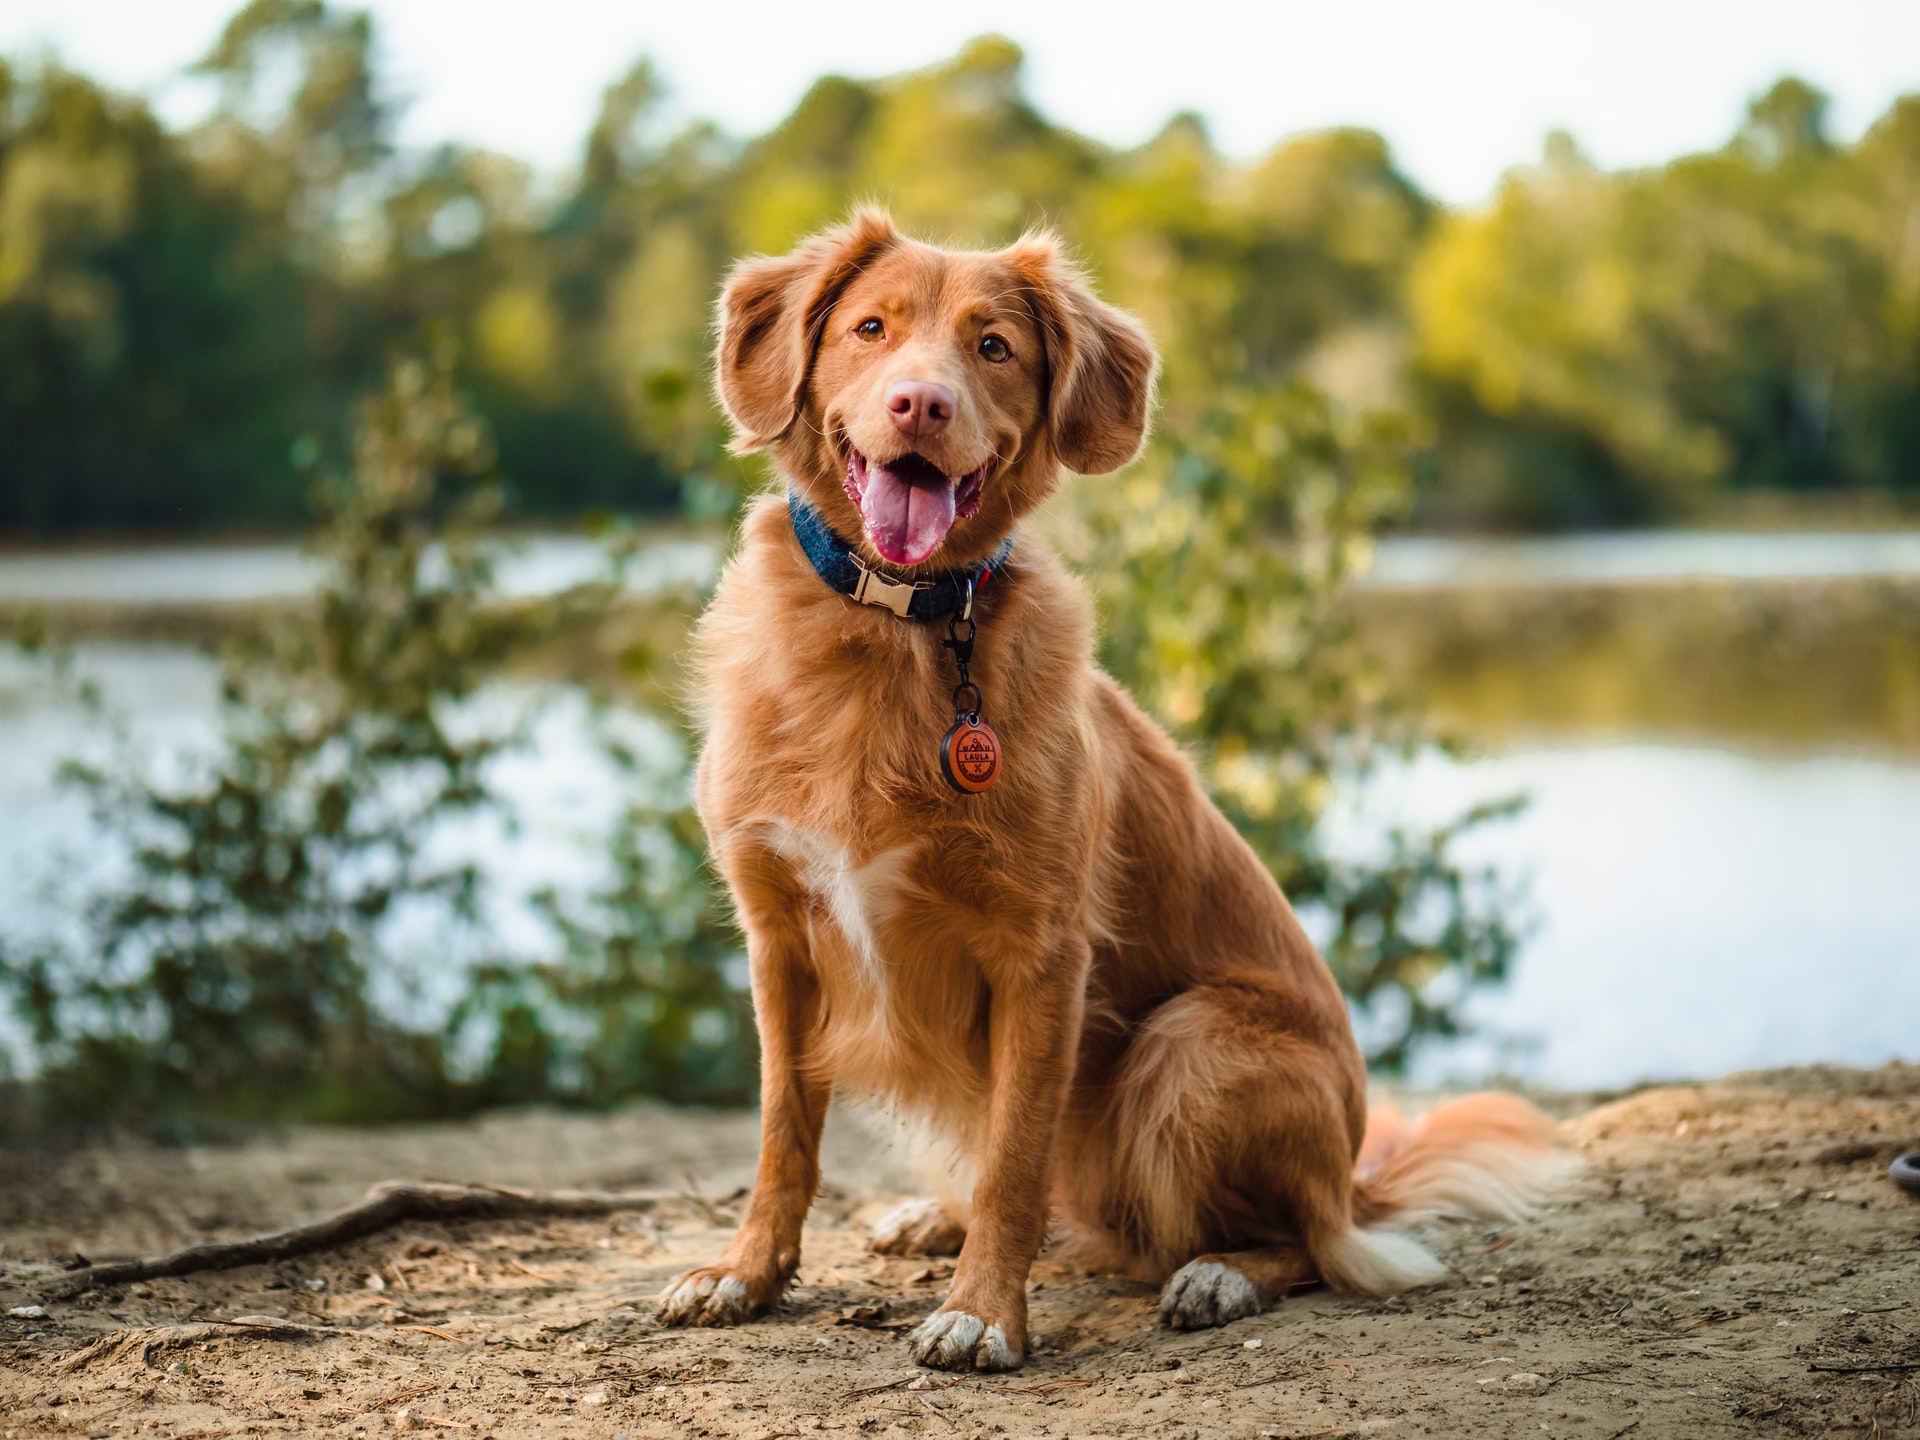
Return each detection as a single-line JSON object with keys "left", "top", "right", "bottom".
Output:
{"left": 909, "top": 1307, "right": 1023, "bottom": 1371}
{"left": 869, "top": 1198, "right": 967, "bottom": 1257}
{"left": 1158, "top": 1258, "right": 1264, "bottom": 1330}
{"left": 658, "top": 1267, "right": 764, "bottom": 1327}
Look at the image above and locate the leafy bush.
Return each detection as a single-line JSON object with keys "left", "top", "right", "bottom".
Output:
{"left": 1, "top": 352, "right": 750, "bottom": 1126}
{"left": 1077, "top": 387, "right": 1525, "bottom": 1069}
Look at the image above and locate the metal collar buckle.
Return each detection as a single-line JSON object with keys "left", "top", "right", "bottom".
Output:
{"left": 850, "top": 560, "right": 930, "bottom": 618}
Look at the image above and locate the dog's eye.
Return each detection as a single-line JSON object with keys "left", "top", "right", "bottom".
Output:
{"left": 855, "top": 318, "right": 885, "bottom": 342}
{"left": 978, "top": 333, "right": 1012, "bottom": 364}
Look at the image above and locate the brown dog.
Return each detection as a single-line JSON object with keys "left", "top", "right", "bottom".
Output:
{"left": 659, "top": 210, "right": 1566, "bottom": 1371}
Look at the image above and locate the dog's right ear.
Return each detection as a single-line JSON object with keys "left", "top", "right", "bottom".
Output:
{"left": 714, "top": 210, "right": 900, "bottom": 453}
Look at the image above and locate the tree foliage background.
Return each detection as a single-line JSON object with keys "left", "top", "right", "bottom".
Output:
{"left": 4, "top": 8, "right": 1918, "bottom": 536}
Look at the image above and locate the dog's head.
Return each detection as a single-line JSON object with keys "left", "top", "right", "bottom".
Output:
{"left": 714, "top": 209, "right": 1158, "bottom": 569}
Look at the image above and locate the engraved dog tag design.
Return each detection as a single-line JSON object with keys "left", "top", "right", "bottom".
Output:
{"left": 940, "top": 716, "right": 1001, "bottom": 794}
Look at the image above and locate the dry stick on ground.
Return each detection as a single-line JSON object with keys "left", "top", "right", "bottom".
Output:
{"left": 47, "top": 1181, "right": 668, "bottom": 1298}
{"left": 60, "top": 1318, "right": 338, "bottom": 1372}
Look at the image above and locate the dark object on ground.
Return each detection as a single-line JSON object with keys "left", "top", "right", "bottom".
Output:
{"left": 47, "top": 1181, "right": 665, "bottom": 1298}
{"left": 1891, "top": 1153, "right": 1920, "bottom": 1197}
{"left": 58, "top": 1318, "right": 338, "bottom": 1375}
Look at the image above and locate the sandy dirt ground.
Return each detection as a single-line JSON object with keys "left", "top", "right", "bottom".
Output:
{"left": 3, "top": 1065, "right": 1917, "bottom": 1440}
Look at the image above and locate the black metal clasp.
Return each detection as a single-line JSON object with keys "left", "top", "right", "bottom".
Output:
{"left": 943, "top": 603, "right": 981, "bottom": 723}
{"left": 943, "top": 613, "right": 976, "bottom": 673}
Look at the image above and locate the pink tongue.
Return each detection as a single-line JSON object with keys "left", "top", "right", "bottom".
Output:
{"left": 860, "top": 462, "right": 956, "bottom": 565}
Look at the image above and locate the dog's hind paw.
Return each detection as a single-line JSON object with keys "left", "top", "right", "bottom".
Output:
{"left": 869, "top": 1198, "right": 967, "bottom": 1256}
{"left": 657, "top": 1268, "right": 758, "bottom": 1327}
{"left": 1158, "top": 1260, "right": 1263, "bottom": 1330}
{"left": 909, "top": 1308, "right": 1022, "bottom": 1371}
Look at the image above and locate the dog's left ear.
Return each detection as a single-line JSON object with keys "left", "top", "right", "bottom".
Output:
{"left": 714, "top": 209, "right": 901, "bottom": 453}
{"left": 1005, "top": 233, "right": 1159, "bottom": 475}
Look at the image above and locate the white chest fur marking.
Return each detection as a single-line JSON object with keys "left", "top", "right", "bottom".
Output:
{"left": 755, "top": 821, "right": 916, "bottom": 977}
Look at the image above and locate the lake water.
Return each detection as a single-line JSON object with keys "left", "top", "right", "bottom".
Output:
{"left": 2, "top": 531, "right": 1917, "bottom": 1092}
{"left": 1326, "top": 743, "right": 1920, "bottom": 1088}
{"left": 0, "top": 536, "right": 716, "bottom": 606}
{"left": 5, "top": 528, "right": 1920, "bottom": 605}
{"left": 1363, "top": 528, "right": 1920, "bottom": 588}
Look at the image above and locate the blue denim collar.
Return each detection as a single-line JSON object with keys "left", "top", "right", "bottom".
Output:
{"left": 786, "top": 491, "right": 1012, "bottom": 622}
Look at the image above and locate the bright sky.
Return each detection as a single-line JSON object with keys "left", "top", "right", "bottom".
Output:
{"left": 5, "top": 0, "right": 1918, "bottom": 204}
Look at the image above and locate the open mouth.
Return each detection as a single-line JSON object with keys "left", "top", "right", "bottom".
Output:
{"left": 843, "top": 447, "right": 992, "bottom": 566}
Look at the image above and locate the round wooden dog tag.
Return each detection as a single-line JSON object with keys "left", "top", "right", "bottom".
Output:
{"left": 940, "top": 716, "right": 1001, "bottom": 794}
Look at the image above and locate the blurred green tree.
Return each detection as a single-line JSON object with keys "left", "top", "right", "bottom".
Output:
{"left": 0, "top": 61, "right": 325, "bottom": 531}
{"left": 1073, "top": 388, "right": 1523, "bottom": 1068}
{"left": 9, "top": 7, "right": 1920, "bottom": 535}
{"left": 193, "top": 0, "right": 390, "bottom": 240}
{"left": 1409, "top": 76, "right": 1919, "bottom": 526}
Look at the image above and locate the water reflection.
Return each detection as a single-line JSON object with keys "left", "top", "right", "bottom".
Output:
{"left": 1361, "top": 578, "right": 1920, "bottom": 754}
{"left": 1324, "top": 743, "right": 1920, "bottom": 1090}
{"left": 8, "top": 528, "right": 1919, "bottom": 604}
{"left": 1363, "top": 530, "right": 1920, "bottom": 588}
{"left": 0, "top": 536, "right": 717, "bottom": 605}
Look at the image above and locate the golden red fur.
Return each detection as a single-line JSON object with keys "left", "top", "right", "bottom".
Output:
{"left": 658, "top": 211, "right": 1568, "bottom": 1371}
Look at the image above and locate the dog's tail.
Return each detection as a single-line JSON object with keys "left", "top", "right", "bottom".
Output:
{"left": 1312, "top": 1092, "right": 1575, "bottom": 1296}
